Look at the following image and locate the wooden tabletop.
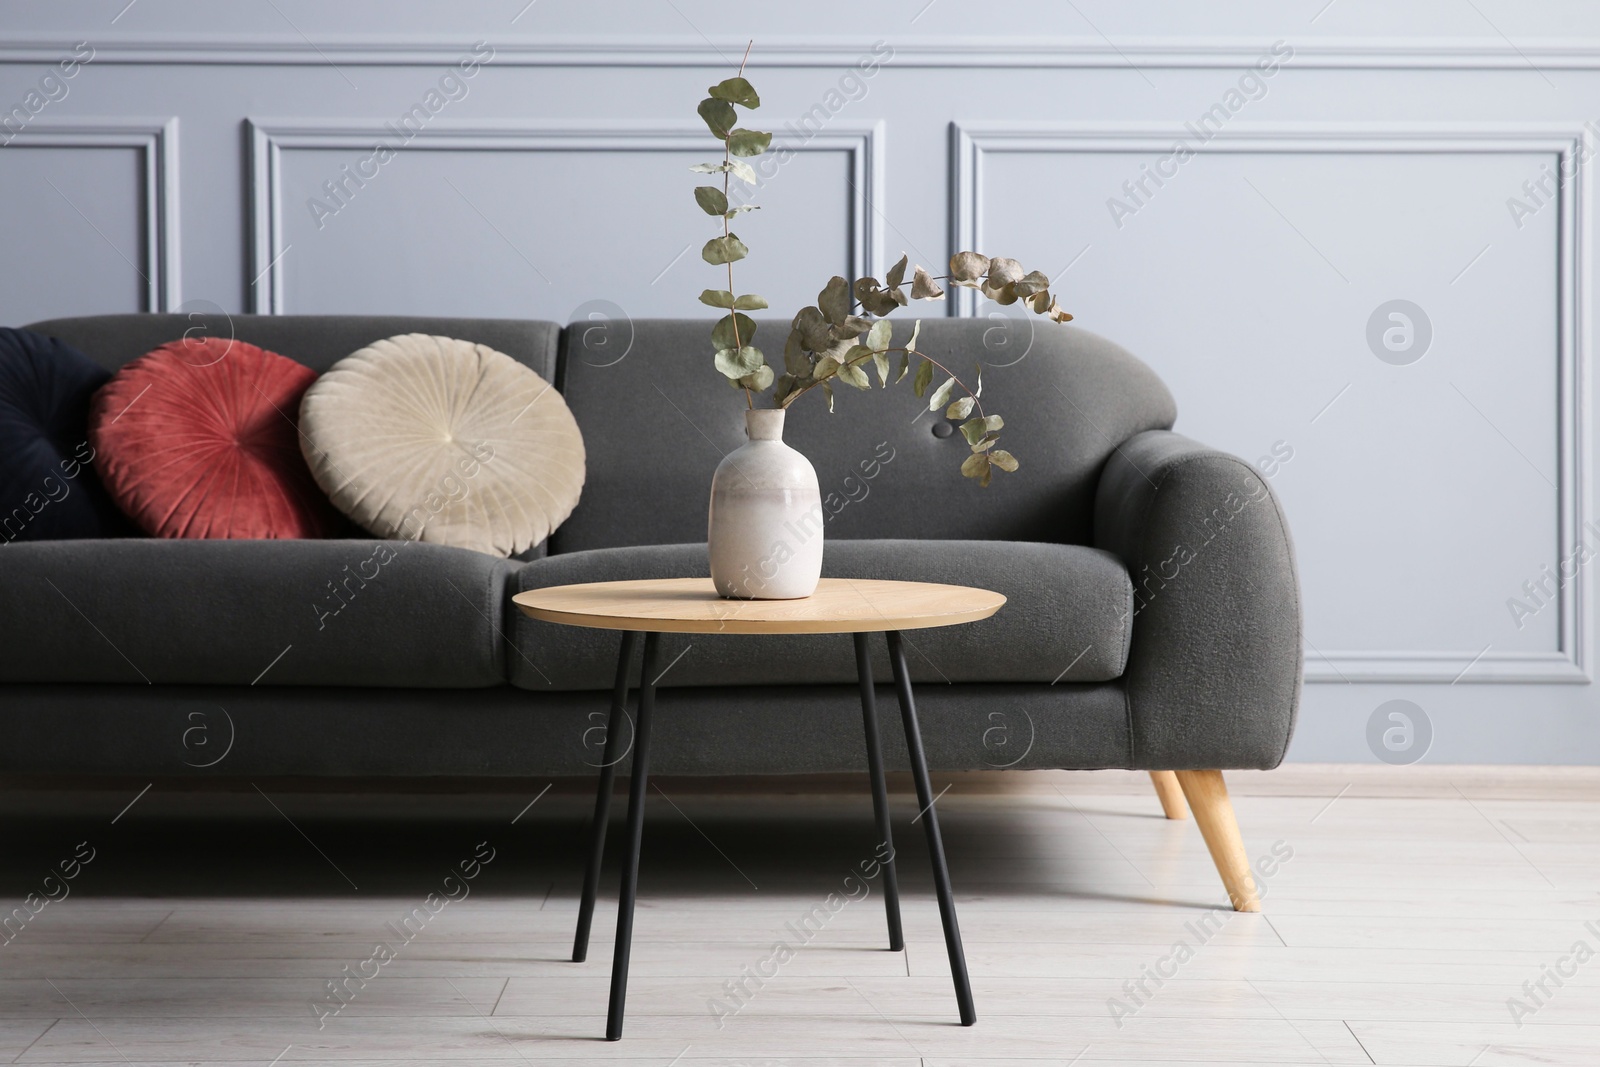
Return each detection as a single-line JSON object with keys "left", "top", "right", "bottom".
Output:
{"left": 511, "top": 578, "right": 1005, "bottom": 635}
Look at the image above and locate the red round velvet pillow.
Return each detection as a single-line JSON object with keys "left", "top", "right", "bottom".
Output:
{"left": 89, "top": 337, "right": 339, "bottom": 539}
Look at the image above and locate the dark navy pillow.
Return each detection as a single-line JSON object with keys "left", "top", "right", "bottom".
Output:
{"left": 0, "top": 327, "right": 131, "bottom": 542}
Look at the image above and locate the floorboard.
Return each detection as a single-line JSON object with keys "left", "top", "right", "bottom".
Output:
{"left": 0, "top": 765, "right": 1595, "bottom": 1064}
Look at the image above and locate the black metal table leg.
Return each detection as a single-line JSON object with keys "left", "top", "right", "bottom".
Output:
{"left": 887, "top": 629, "right": 976, "bottom": 1026}
{"left": 853, "top": 631, "right": 904, "bottom": 951}
{"left": 606, "top": 631, "right": 660, "bottom": 1041}
{"left": 573, "top": 630, "right": 639, "bottom": 963}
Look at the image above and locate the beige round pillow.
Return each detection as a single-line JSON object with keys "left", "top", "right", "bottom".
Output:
{"left": 300, "top": 334, "right": 584, "bottom": 557}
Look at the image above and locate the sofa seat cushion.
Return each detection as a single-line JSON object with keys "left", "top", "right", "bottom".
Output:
{"left": 507, "top": 540, "right": 1132, "bottom": 690}
{"left": 0, "top": 539, "right": 510, "bottom": 687}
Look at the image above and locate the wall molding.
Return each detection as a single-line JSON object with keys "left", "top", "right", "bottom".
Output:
{"left": 952, "top": 121, "right": 1592, "bottom": 684}
{"left": 246, "top": 118, "right": 882, "bottom": 316}
{"left": 0, "top": 118, "right": 179, "bottom": 312}
{"left": 10, "top": 35, "right": 1600, "bottom": 69}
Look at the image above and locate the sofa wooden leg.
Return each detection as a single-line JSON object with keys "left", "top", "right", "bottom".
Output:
{"left": 1149, "top": 771, "right": 1189, "bottom": 820}
{"left": 1174, "top": 770, "right": 1259, "bottom": 912}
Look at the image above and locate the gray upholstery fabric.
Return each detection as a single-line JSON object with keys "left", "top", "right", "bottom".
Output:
{"left": 0, "top": 539, "right": 508, "bottom": 688}
{"left": 552, "top": 319, "right": 1176, "bottom": 552}
{"left": 0, "top": 314, "right": 1301, "bottom": 777}
{"left": 1094, "top": 431, "right": 1302, "bottom": 769}
{"left": 0, "top": 681, "right": 1131, "bottom": 776}
{"left": 23, "top": 314, "right": 561, "bottom": 377}
{"left": 507, "top": 540, "right": 1133, "bottom": 690}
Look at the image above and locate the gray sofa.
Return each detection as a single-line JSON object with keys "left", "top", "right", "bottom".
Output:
{"left": 3, "top": 313, "right": 1301, "bottom": 910}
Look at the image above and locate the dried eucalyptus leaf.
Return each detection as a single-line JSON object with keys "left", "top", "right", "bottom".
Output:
{"left": 894, "top": 350, "right": 910, "bottom": 383}
{"left": 885, "top": 254, "right": 908, "bottom": 290}
{"left": 727, "top": 129, "right": 772, "bottom": 157}
{"left": 739, "top": 364, "right": 775, "bottom": 391}
{"left": 818, "top": 276, "right": 850, "bottom": 325}
{"left": 738, "top": 345, "right": 765, "bottom": 373}
{"left": 697, "top": 97, "right": 736, "bottom": 139}
{"left": 989, "top": 449, "right": 1018, "bottom": 472}
{"left": 813, "top": 355, "right": 841, "bottom": 381}
{"left": 907, "top": 319, "right": 922, "bottom": 353}
{"left": 720, "top": 347, "right": 748, "bottom": 379}
{"left": 801, "top": 320, "right": 835, "bottom": 351}
{"left": 866, "top": 318, "right": 892, "bottom": 352}
{"left": 699, "top": 288, "right": 735, "bottom": 309}
{"left": 701, "top": 234, "right": 749, "bottom": 265}
{"left": 725, "top": 205, "right": 759, "bottom": 216}
{"left": 708, "top": 76, "right": 760, "bottom": 108}
{"left": 946, "top": 396, "right": 975, "bottom": 420}
{"left": 784, "top": 331, "right": 811, "bottom": 375}
{"left": 911, "top": 266, "right": 944, "bottom": 300}
{"left": 733, "top": 293, "right": 768, "bottom": 310}
{"left": 792, "top": 304, "right": 824, "bottom": 332}
{"left": 822, "top": 380, "right": 834, "bottom": 412}
{"left": 853, "top": 277, "right": 898, "bottom": 317}
{"left": 961, "top": 451, "right": 992, "bottom": 486}
{"left": 1013, "top": 270, "right": 1050, "bottom": 298}
{"left": 986, "top": 257, "right": 1024, "bottom": 286}
{"left": 793, "top": 307, "right": 833, "bottom": 352}
{"left": 970, "top": 435, "right": 999, "bottom": 453}
{"left": 862, "top": 291, "right": 899, "bottom": 318}
{"left": 694, "top": 186, "right": 729, "bottom": 215}
{"left": 984, "top": 280, "right": 1019, "bottom": 305}
{"left": 960, "top": 414, "right": 1003, "bottom": 444}
{"left": 873, "top": 350, "right": 890, "bottom": 386}
{"left": 1047, "top": 299, "right": 1073, "bottom": 324}
{"left": 820, "top": 338, "right": 855, "bottom": 365}
{"left": 712, "top": 312, "right": 757, "bottom": 350}
{"left": 774, "top": 373, "right": 801, "bottom": 403}
{"left": 950, "top": 251, "right": 990, "bottom": 281}
{"left": 912, "top": 357, "right": 933, "bottom": 398}
{"left": 836, "top": 361, "right": 871, "bottom": 390}
{"left": 928, "top": 377, "right": 955, "bottom": 411}
{"left": 973, "top": 364, "right": 983, "bottom": 399}
{"left": 831, "top": 315, "right": 872, "bottom": 340}
{"left": 728, "top": 158, "right": 758, "bottom": 184}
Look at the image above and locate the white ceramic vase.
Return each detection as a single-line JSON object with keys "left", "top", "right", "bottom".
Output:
{"left": 708, "top": 408, "right": 824, "bottom": 599}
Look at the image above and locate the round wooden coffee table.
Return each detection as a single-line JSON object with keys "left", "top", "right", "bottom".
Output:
{"left": 512, "top": 577, "right": 1004, "bottom": 1039}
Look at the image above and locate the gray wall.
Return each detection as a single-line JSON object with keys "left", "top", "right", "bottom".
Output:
{"left": 3, "top": 1, "right": 1598, "bottom": 763}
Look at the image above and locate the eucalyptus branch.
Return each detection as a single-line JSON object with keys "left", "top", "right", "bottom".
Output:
{"left": 725, "top": 42, "right": 752, "bottom": 408}
{"left": 693, "top": 43, "right": 774, "bottom": 400}
{"left": 720, "top": 122, "right": 746, "bottom": 408}
{"left": 901, "top": 348, "right": 985, "bottom": 419}
{"left": 780, "top": 346, "right": 984, "bottom": 421}
{"left": 690, "top": 49, "right": 1069, "bottom": 486}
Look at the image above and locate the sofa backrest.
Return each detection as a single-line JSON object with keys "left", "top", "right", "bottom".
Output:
{"left": 22, "top": 312, "right": 1177, "bottom": 550}
{"left": 22, "top": 314, "right": 561, "bottom": 378}
{"left": 552, "top": 318, "right": 1176, "bottom": 551}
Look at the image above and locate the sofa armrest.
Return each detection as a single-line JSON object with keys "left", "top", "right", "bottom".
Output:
{"left": 1094, "top": 430, "right": 1302, "bottom": 769}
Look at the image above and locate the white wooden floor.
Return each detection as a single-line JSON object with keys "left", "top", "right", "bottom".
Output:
{"left": 0, "top": 765, "right": 1597, "bottom": 1066}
